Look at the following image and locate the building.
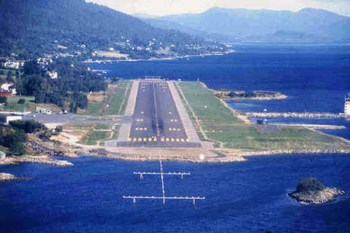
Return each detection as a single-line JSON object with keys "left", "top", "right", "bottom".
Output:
{"left": 0, "top": 151, "right": 5, "bottom": 160}
{"left": 47, "top": 71, "right": 58, "bottom": 79}
{"left": 345, "top": 94, "right": 350, "bottom": 117}
{"left": 36, "top": 107, "right": 52, "bottom": 114}
{"left": 3, "top": 60, "right": 24, "bottom": 69}
{"left": 0, "top": 114, "right": 22, "bottom": 125}
{"left": 0, "top": 82, "right": 16, "bottom": 96}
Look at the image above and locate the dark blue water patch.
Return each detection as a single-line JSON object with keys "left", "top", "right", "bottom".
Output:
{"left": 1, "top": 155, "right": 350, "bottom": 232}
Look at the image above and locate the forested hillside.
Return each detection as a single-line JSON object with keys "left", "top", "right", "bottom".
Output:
{"left": 0, "top": 0, "right": 225, "bottom": 59}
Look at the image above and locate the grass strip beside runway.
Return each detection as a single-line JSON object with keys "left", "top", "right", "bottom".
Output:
{"left": 83, "top": 80, "right": 131, "bottom": 116}
{"left": 178, "top": 82, "right": 350, "bottom": 151}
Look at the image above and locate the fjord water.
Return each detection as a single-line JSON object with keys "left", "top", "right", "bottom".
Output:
{"left": 1, "top": 45, "right": 350, "bottom": 232}
{"left": 1, "top": 155, "right": 350, "bottom": 233}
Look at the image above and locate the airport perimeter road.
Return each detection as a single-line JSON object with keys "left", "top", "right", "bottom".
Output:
{"left": 23, "top": 113, "right": 122, "bottom": 125}
{"left": 118, "top": 79, "right": 200, "bottom": 148}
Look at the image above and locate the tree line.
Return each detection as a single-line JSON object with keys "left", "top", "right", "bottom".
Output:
{"left": 15, "top": 58, "right": 107, "bottom": 112}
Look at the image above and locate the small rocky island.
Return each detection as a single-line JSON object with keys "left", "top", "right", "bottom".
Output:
{"left": 214, "top": 89, "right": 287, "bottom": 101}
{"left": 289, "top": 177, "right": 344, "bottom": 204}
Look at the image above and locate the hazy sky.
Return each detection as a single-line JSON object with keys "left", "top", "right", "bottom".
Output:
{"left": 87, "top": 0, "right": 350, "bottom": 16}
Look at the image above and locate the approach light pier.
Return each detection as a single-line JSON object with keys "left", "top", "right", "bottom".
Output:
{"left": 123, "top": 159, "right": 205, "bottom": 205}
{"left": 133, "top": 171, "right": 191, "bottom": 179}
{"left": 122, "top": 195, "right": 205, "bottom": 205}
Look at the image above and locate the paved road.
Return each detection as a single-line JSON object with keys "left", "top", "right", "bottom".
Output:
{"left": 23, "top": 113, "right": 122, "bottom": 125}
{"left": 118, "top": 80, "right": 200, "bottom": 147}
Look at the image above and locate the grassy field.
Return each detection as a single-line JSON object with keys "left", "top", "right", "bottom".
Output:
{"left": 1, "top": 96, "right": 35, "bottom": 112}
{"left": 178, "top": 81, "right": 350, "bottom": 151}
{"left": 105, "top": 80, "right": 131, "bottom": 115}
{"left": 84, "top": 131, "right": 111, "bottom": 145}
{"left": 82, "top": 80, "right": 131, "bottom": 116}
{"left": 77, "top": 124, "right": 119, "bottom": 145}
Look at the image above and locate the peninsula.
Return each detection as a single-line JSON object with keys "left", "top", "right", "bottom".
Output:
{"left": 1, "top": 79, "right": 348, "bottom": 168}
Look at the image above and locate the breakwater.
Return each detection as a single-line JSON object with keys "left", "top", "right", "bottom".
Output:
{"left": 246, "top": 112, "right": 345, "bottom": 119}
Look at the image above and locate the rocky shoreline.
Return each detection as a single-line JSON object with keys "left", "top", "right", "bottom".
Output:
{"left": 0, "top": 173, "right": 27, "bottom": 182}
{"left": 0, "top": 155, "right": 73, "bottom": 167}
{"left": 290, "top": 187, "right": 344, "bottom": 204}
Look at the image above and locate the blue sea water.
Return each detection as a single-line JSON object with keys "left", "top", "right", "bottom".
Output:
{"left": 1, "top": 45, "right": 350, "bottom": 232}
{"left": 1, "top": 155, "right": 350, "bottom": 233}
{"left": 88, "top": 44, "right": 350, "bottom": 113}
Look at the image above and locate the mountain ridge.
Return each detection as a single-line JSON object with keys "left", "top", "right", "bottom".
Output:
{"left": 145, "top": 7, "right": 350, "bottom": 43}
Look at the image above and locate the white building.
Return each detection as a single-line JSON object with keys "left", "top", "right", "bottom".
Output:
{"left": 36, "top": 107, "right": 52, "bottom": 115}
{"left": 3, "top": 60, "right": 24, "bottom": 69}
{"left": 345, "top": 95, "right": 350, "bottom": 116}
{"left": 47, "top": 71, "right": 58, "bottom": 79}
{"left": 0, "top": 82, "right": 16, "bottom": 95}
{"left": 0, "top": 114, "right": 22, "bottom": 125}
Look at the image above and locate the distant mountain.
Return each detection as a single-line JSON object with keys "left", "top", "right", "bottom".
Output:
{"left": 0, "top": 0, "right": 225, "bottom": 59}
{"left": 154, "top": 7, "right": 350, "bottom": 43}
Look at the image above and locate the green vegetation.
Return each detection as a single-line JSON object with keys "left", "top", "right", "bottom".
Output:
{"left": 13, "top": 59, "right": 107, "bottom": 113}
{"left": 106, "top": 81, "right": 131, "bottom": 115}
{"left": 79, "top": 124, "right": 119, "bottom": 145}
{"left": 85, "top": 102, "right": 104, "bottom": 116}
{"left": 82, "top": 80, "right": 131, "bottom": 116}
{"left": 0, "top": 125, "right": 26, "bottom": 155}
{"left": 0, "top": 0, "right": 224, "bottom": 60}
{"left": 178, "top": 81, "right": 350, "bottom": 151}
{"left": 9, "top": 120, "right": 47, "bottom": 133}
{"left": 84, "top": 131, "right": 111, "bottom": 146}
{"left": 296, "top": 177, "right": 326, "bottom": 193}
{"left": 1, "top": 96, "right": 34, "bottom": 112}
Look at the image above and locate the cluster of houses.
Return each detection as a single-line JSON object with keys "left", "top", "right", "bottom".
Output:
{"left": 2, "top": 59, "right": 24, "bottom": 70}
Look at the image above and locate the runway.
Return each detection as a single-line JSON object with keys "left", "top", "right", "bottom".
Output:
{"left": 118, "top": 79, "right": 200, "bottom": 148}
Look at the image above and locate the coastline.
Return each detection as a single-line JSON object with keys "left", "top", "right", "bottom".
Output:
{"left": 83, "top": 50, "right": 235, "bottom": 64}
{"left": 0, "top": 155, "right": 73, "bottom": 167}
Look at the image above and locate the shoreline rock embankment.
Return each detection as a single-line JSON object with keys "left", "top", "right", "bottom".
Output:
{"left": 289, "top": 177, "right": 344, "bottom": 204}
{"left": 25, "top": 140, "right": 65, "bottom": 157}
{"left": 246, "top": 112, "right": 344, "bottom": 119}
{"left": 214, "top": 89, "right": 288, "bottom": 101}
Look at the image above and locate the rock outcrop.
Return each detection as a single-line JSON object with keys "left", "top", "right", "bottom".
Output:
{"left": 289, "top": 177, "right": 344, "bottom": 204}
